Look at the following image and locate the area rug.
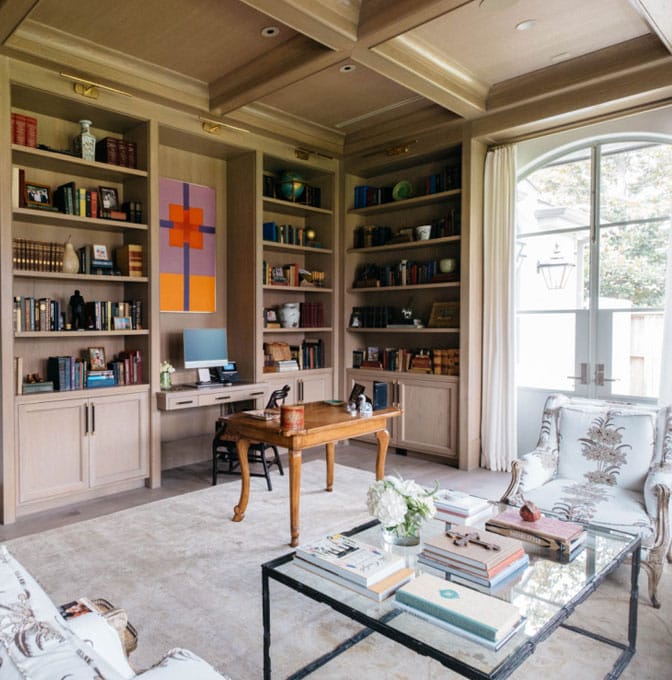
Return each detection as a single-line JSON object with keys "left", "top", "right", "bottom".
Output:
{"left": 5, "top": 462, "right": 671, "bottom": 679}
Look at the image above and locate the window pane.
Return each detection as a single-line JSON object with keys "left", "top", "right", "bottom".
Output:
{"left": 600, "top": 142, "right": 672, "bottom": 224}
{"left": 516, "top": 313, "right": 576, "bottom": 390}
{"left": 599, "top": 221, "right": 670, "bottom": 309}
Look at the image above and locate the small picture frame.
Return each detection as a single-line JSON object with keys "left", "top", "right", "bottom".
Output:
{"left": 427, "top": 302, "right": 460, "bottom": 328}
{"left": 113, "top": 316, "right": 131, "bottom": 330}
{"left": 98, "top": 186, "right": 119, "bottom": 211}
{"left": 24, "top": 182, "right": 52, "bottom": 208}
{"left": 88, "top": 346, "right": 107, "bottom": 371}
{"left": 93, "top": 244, "right": 109, "bottom": 260}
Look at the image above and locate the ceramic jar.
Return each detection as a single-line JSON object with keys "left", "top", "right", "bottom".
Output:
{"left": 73, "top": 119, "right": 96, "bottom": 161}
{"left": 62, "top": 239, "right": 80, "bottom": 274}
{"left": 279, "top": 302, "right": 300, "bottom": 328}
{"left": 414, "top": 224, "right": 431, "bottom": 240}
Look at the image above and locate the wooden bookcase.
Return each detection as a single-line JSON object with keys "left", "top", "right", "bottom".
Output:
{"left": 3, "top": 80, "right": 153, "bottom": 519}
{"left": 343, "top": 147, "right": 464, "bottom": 462}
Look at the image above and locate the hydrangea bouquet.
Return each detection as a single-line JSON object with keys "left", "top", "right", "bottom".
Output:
{"left": 159, "top": 361, "right": 175, "bottom": 390}
{"left": 367, "top": 474, "right": 437, "bottom": 545}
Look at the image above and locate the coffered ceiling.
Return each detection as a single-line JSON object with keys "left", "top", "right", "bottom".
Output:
{"left": 2, "top": 0, "right": 671, "bottom": 161}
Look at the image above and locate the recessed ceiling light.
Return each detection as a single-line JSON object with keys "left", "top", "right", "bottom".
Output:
{"left": 261, "top": 26, "right": 279, "bottom": 38}
{"left": 339, "top": 64, "right": 356, "bottom": 73}
{"left": 515, "top": 19, "right": 536, "bottom": 31}
{"left": 551, "top": 52, "right": 571, "bottom": 63}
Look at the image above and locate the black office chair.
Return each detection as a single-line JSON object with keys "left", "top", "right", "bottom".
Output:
{"left": 211, "top": 385, "right": 290, "bottom": 491}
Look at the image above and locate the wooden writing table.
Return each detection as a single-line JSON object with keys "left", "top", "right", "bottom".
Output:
{"left": 223, "top": 401, "right": 401, "bottom": 546}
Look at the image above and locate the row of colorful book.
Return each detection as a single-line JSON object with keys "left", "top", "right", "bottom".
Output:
{"left": 46, "top": 349, "right": 143, "bottom": 390}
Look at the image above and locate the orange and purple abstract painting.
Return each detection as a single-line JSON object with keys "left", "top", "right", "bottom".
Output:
{"left": 159, "top": 178, "right": 216, "bottom": 312}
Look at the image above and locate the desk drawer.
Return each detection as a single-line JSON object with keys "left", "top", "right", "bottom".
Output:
{"left": 162, "top": 394, "right": 199, "bottom": 410}
{"left": 198, "top": 392, "right": 235, "bottom": 407}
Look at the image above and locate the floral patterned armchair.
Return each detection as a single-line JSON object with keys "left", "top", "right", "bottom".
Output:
{"left": 501, "top": 393, "right": 672, "bottom": 607}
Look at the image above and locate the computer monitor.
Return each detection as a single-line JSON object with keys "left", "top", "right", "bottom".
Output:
{"left": 183, "top": 328, "right": 229, "bottom": 370}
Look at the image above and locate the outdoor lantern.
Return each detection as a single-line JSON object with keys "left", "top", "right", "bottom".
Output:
{"left": 537, "top": 243, "right": 575, "bottom": 290}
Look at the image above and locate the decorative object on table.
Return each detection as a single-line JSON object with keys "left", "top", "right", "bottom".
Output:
{"left": 279, "top": 171, "right": 305, "bottom": 202}
{"left": 434, "top": 490, "right": 492, "bottom": 525}
{"left": 414, "top": 224, "right": 431, "bottom": 240}
{"left": 278, "top": 302, "right": 300, "bottom": 328}
{"left": 69, "top": 289, "right": 86, "bottom": 329}
{"left": 62, "top": 235, "right": 80, "bottom": 274}
{"left": 427, "top": 301, "right": 460, "bottom": 328}
{"left": 72, "top": 119, "right": 96, "bottom": 161}
{"left": 281, "top": 404, "right": 304, "bottom": 433}
{"left": 519, "top": 499, "right": 542, "bottom": 522}
{"left": 358, "top": 394, "right": 373, "bottom": 417}
{"left": 392, "top": 180, "right": 413, "bottom": 201}
{"left": 367, "top": 474, "right": 438, "bottom": 546}
{"left": 159, "top": 361, "right": 175, "bottom": 390}
{"left": 159, "top": 177, "right": 216, "bottom": 312}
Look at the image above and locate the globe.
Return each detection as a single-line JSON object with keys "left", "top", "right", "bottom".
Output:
{"left": 279, "top": 171, "right": 305, "bottom": 201}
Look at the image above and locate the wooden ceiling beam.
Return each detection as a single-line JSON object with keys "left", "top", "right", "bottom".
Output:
{"left": 631, "top": 0, "right": 672, "bottom": 53}
{"left": 0, "top": 0, "right": 39, "bottom": 44}
{"left": 240, "top": 0, "right": 358, "bottom": 49}
{"left": 209, "top": 35, "right": 343, "bottom": 114}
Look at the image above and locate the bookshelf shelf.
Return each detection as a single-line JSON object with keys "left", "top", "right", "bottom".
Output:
{"left": 13, "top": 207, "right": 148, "bottom": 233}
{"left": 348, "top": 188, "right": 461, "bottom": 216}
{"left": 263, "top": 285, "right": 332, "bottom": 294}
{"left": 346, "top": 235, "right": 460, "bottom": 254}
{"left": 263, "top": 196, "right": 332, "bottom": 217}
{"left": 15, "top": 329, "right": 149, "bottom": 339}
{"left": 346, "top": 327, "right": 458, "bottom": 334}
{"left": 262, "top": 240, "right": 332, "bottom": 255}
{"left": 14, "top": 270, "right": 148, "bottom": 283}
{"left": 347, "top": 282, "right": 459, "bottom": 293}
{"left": 263, "top": 327, "right": 332, "bottom": 334}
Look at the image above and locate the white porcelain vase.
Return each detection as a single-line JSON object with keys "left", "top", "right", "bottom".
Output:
{"left": 279, "top": 303, "right": 300, "bottom": 328}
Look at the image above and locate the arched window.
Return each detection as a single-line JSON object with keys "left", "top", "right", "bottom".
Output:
{"left": 515, "top": 137, "right": 672, "bottom": 405}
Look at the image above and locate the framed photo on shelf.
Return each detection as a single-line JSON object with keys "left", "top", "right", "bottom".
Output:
{"left": 98, "top": 186, "right": 119, "bottom": 210}
{"left": 24, "top": 182, "right": 52, "bottom": 208}
{"left": 113, "top": 316, "right": 132, "bottom": 330}
{"left": 264, "top": 308, "right": 280, "bottom": 328}
{"left": 427, "top": 302, "right": 460, "bottom": 328}
{"left": 88, "top": 347, "right": 107, "bottom": 371}
{"left": 93, "top": 244, "right": 109, "bottom": 260}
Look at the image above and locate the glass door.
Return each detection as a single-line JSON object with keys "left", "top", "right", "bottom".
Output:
{"left": 516, "top": 139, "right": 671, "bottom": 411}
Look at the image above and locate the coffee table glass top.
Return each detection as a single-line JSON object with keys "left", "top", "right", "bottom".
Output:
{"left": 266, "top": 510, "right": 638, "bottom": 676}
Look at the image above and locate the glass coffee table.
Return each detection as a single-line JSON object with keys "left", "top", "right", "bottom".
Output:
{"left": 261, "top": 513, "right": 640, "bottom": 679}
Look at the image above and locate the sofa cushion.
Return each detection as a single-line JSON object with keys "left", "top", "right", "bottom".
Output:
{"left": 136, "top": 648, "right": 230, "bottom": 679}
{"left": 557, "top": 407, "right": 655, "bottom": 490}
{"left": 0, "top": 545, "right": 126, "bottom": 679}
{"left": 522, "top": 477, "right": 655, "bottom": 546}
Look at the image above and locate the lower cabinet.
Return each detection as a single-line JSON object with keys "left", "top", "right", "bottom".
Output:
{"left": 346, "top": 369, "right": 458, "bottom": 460}
{"left": 15, "top": 388, "right": 149, "bottom": 511}
{"left": 264, "top": 369, "right": 333, "bottom": 403}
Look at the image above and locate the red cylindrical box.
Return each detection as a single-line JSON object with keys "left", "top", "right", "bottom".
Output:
{"left": 281, "top": 404, "right": 304, "bottom": 432}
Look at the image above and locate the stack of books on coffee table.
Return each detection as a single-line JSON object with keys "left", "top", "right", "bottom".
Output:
{"left": 395, "top": 572, "right": 525, "bottom": 650}
{"left": 294, "top": 533, "right": 415, "bottom": 601}
{"left": 485, "top": 508, "right": 586, "bottom": 555}
{"left": 434, "top": 490, "right": 493, "bottom": 526}
{"left": 418, "top": 526, "right": 528, "bottom": 592}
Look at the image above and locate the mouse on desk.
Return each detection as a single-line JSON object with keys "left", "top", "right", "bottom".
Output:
{"left": 221, "top": 380, "right": 233, "bottom": 386}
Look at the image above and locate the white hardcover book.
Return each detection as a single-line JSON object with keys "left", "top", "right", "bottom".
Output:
{"left": 295, "top": 534, "right": 406, "bottom": 586}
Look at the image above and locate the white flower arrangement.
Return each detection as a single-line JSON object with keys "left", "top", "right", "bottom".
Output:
{"left": 367, "top": 474, "right": 437, "bottom": 538}
{"left": 159, "top": 361, "right": 175, "bottom": 374}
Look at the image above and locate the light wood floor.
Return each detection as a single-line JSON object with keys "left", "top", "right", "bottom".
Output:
{"left": 0, "top": 442, "right": 510, "bottom": 541}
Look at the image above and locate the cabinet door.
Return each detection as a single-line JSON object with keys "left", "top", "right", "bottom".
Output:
{"left": 397, "top": 377, "right": 458, "bottom": 459}
{"left": 299, "top": 372, "right": 333, "bottom": 402}
{"left": 89, "top": 391, "right": 148, "bottom": 487}
{"left": 16, "top": 398, "right": 88, "bottom": 504}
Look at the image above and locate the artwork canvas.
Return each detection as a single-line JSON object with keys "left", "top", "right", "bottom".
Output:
{"left": 159, "top": 178, "right": 216, "bottom": 312}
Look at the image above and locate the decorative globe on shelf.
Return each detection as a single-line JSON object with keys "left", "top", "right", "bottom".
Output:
{"left": 279, "top": 171, "right": 305, "bottom": 201}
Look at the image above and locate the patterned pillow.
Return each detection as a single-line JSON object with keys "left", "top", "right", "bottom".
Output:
{"left": 136, "top": 648, "right": 230, "bottom": 679}
{"left": 557, "top": 407, "right": 655, "bottom": 490}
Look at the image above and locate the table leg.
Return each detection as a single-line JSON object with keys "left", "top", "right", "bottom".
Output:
{"left": 232, "top": 438, "right": 250, "bottom": 522}
{"left": 325, "top": 442, "right": 335, "bottom": 491}
{"left": 374, "top": 428, "right": 390, "bottom": 480}
{"left": 289, "top": 447, "right": 302, "bottom": 547}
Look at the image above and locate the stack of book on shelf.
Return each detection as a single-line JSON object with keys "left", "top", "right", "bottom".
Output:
{"left": 434, "top": 490, "right": 493, "bottom": 526}
{"left": 294, "top": 533, "right": 415, "bottom": 602}
{"left": 485, "top": 508, "right": 586, "bottom": 555}
{"left": 418, "top": 526, "right": 528, "bottom": 593}
{"left": 395, "top": 573, "right": 525, "bottom": 650}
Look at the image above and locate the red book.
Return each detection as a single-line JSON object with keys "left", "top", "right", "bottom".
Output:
{"left": 24, "top": 116, "right": 37, "bottom": 147}
{"left": 12, "top": 113, "right": 26, "bottom": 145}
{"left": 117, "top": 140, "right": 129, "bottom": 167}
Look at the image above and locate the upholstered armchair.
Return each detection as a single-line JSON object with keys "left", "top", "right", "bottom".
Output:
{"left": 501, "top": 393, "right": 672, "bottom": 608}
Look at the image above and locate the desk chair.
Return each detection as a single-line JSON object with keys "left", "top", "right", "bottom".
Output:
{"left": 211, "top": 385, "right": 290, "bottom": 491}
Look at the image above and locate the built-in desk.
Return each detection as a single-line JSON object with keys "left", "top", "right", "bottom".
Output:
{"left": 156, "top": 382, "right": 268, "bottom": 411}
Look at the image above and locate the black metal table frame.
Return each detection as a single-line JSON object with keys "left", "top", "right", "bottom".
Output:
{"left": 261, "top": 520, "right": 641, "bottom": 680}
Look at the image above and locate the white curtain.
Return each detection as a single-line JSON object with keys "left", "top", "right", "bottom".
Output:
{"left": 659, "top": 225, "right": 672, "bottom": 406}
{"left": 481, "top": 145, "right": 517, "bottom": 471}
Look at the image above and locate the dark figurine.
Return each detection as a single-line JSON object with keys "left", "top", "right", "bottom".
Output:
{"left": 69, "top": 289, "right": 87, "bottom": 330}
